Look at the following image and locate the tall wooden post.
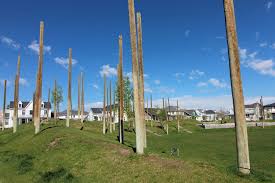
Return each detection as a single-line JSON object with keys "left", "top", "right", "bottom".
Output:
{"left": 107, "top": 86, "right": 109, "bottom": 131}
{"left": 260, "top": 96, "right": 264, "bottom": 128}
{"left": 168, "top": 98, "right": 171, "bottom": 121}
{"left": 177, "top": 100, "right": 179, "bottom": 132}
{"left": 13, "top": 55, "right": 20, "bottom": 133}
{"left": 113, "top": 88, "right": 116, "bottom": 131}
{"left": 81, "top": 72, "right": 84, "bottom": 124}
{"left": 224, "top": 0, "right": 250, "bottom": 175}
{"left": 2, "top": 80, "right": 7, "bottom": 131}
{"left": 78, "top": 74, "right": 81, "bottom": 119}
{"left": 110, "top": 81, "right": 113, "bottom": 133}
{"left": 34, "top": 21, "right": 44, "bottom": 134}
{"left": 150, "top": 94, "right": 153, "bottom": 127}
{"left": 47, "top": 88, "right": 50, "bottom": 121}
{"left": 137, "top": 12, "right": 146, "bottom": 149}
{"left": 118, "top": 35, "right": 124, "bottom": 144}
{"left": 103, "top": 74, "right": 106, "bottom": 134}
{"left": 66, "top": 48, "right": 72, "bottom": 127}
{"left": 54, "top": 80, "right": 57, "bottom": 122}
{"left": 128, "top": 0, "right": 144, "bottom": 154}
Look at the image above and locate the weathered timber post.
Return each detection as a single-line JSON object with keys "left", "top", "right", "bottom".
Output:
{"left": 146, "top": 97, "right": 149, "bottom": 123}
{"left": 177, "top": 100, "right": 179, "bottom": 132}
{"left": 34, "top": 21, "right": 44, "bottom": 134}
{"left": 113, "top": 88, "right": 116, "bottom": 131}
{"left": 168, "top": 98, "right": 171, "bottom": 121}
{"left": 81, "top": 72, "right": 84, "bottom": 124}
{"left": 78, "top": 74, "right": 81, "bottom": 119}
{"left": 128, "top": 0, "right": 144, "bottom": 153}
{"left": 103, "top": 74, "right": 106, "bottom": 134}
{"left": 32, "top": 92, "right": 35, "bottom": 123}
{"left": 224, "top": 0, "right": 250, "bottom": 175}
{"left": 13, "top": 55, "right": 20, "bottom": 133}
{"left": 118, "top": 35, "right": 124, "bottom": 144}
{"left": 2, "top": 80, "right": 7, "bottom": 131}
{"left": 260, "top": 96, "right": 264, "bottom": 128}
{"left": 137, "top": 12, "right": 146, "bottom": 149}
{"left": 107, "top": 86, "right": 109, "bottom": 132}
{"left": 47, "top": 88, "right": 50, "bottom": 121}
{"left": 150, "top": 94, "right": 153, "bottom": 127}
{"left": 54, "top": 80, "right": 57, "bottom": 123}
{"left": 66, "top": 48, "right": 72, "bottom": 127}
{"left": 110, "top": 81, "right": 113, "bottom": 133}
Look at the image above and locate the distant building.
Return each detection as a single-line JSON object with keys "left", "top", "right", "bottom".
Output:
{"left": 3, "top": 101, "right": 51, "bottom": 128}
{"left": 203, "top": 110, "right": 217, "bottom": 122}
{"left": 264, "top": 103, "right": 275, "bottom": 120}
{"left": 58, "top": 110, "right": 89, "bottom": 121}
{"left": 244, "top": 103, "right": 262, "bottom": 121}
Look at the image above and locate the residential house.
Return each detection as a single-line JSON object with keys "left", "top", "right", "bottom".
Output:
{"left": 264, "top": 103, "right": 275, "bottom": 120}
{"left": 58, "top": 110, "right": 89, "bottom": 121}
{"left": 202, "top": 110, "right": 217, "bottom": 122}
{"left": 89, "top": 108, "right": 104, "bottom": 121}
{"left": 244, "top": 103, "right": 262, "bottom": 121}
{"left": 4, "top": 100, "right": 51, "bottom": 128}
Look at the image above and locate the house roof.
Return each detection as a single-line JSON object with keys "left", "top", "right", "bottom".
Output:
{"left": 245, "top": 103, "right": 261, "bottom": 108}
{"left": 58, "top": 110, "right": 88, "bottom": 116}
{"left": 184, "top": 109, "right": 197, "bottom": 116}
{"left": 8, "top": 101, "right": 51, "bottom": 109}
{"left": 205, "top": 110, "right": 216, "bottom": 114}
{"left": 264, "top": 103, "right": 275, "bottom": 108}
{"left": 165, "top": 106, "right": 178, "bottom": 112}
{"left": 91, "top": 108, "right": 103, "bottom": 114}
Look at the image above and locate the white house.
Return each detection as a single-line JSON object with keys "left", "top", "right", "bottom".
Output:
{"left": 3, "top": 100, "right": 51, "bottom": 128}
{"left": 245, "top": 103, "right": 262, "bottom": 121}
{"left": 202, "top": 110, "right": 217, "bottom": 122}
{"left": 58, "top": 110, "right": 89, "bottom": 120}
{"left": 264, "top": 103, "right": 275, "bottom": 120}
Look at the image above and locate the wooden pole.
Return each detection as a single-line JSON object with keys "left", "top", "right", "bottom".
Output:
{"left": 110, "top": 81, "right": 113, "bottom": 133}
{"left": 54, "top": 80, "right": 57, "bottom": 122}
{"left": 66, "top": 48, "right": 72, "bottom": 127}
{"left": 260, "top": 96, "right": 264, "bottom": 128}
{"left": 137, "top": 12, "right": 146, "bottom": 149}
{"left": 103, "top": 74, "right": 106, "bottom": 134}
{"left": 118, "top": 35, "right": 124, "bottom": 144}
{"left": 2, "top": 80, "right": 7, "bottom": 131}
{"left": 150, "top": 94, "right": 153, "bottom": 127}
{"left": 47, "top": 88, "right": 50, "bottom": 121}
{"left": 113, "top": 88, "right": 116, "bottom": 131}
{"left": 107, "top": 86, "right": 109, "bottom": 132}
{"left": 81, "top": 72, "right": 84, "bottom": 124}
{"left": 128, "top": 0, "right": 144, "bottom": 153}
{"left": 34, "top": 21, "right": 44, "bottom": 134}
{"left": 224, "top": 0, "right": 250, "bottom": 175}
{"left": 168, "top": 97, "right": 171, "bottom": 121}
{"left": 177, "top": 100, "right": 179, "bottom": 132}
{"left": 13, "top": 55, "right": 20, "bottom": 133}
{"left": 78, "top": 74, "right": 81, "bottom": 119}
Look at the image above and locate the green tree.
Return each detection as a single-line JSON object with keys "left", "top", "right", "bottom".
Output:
{"left": 51, "top": 85, "right": 63, "bottom": 114}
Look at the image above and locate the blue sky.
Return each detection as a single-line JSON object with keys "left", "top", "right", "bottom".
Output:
{"left": 0, "top": 0, "right": 275, "bottom": 110}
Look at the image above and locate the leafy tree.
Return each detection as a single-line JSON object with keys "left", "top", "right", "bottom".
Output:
{"left": 51, "top": 85, "right": 63, "bottom": 114}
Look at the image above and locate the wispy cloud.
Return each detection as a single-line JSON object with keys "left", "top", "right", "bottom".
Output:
{"left": 154, "top": 80, "right": 160, "bottom": 85}
{"left": 197, "top": 78, "right": 228, "bottom": 89}
{"left": 93, "top": 84, "right": 99, "bottom": 90}
{"left": 54, "top": 57, "right": 78, "bottom": 69}
{"left": 189, "top": 70, "right": 204, "bottom": 80}
{"left": 271, "top": 43, "right": 275, "bottom": 49}
{"left": 185, "top": 30, "right": 191, "bottom": 37}
{"left": 0, "top": 36, "right": 20, "bottom": 50}
{"left": 28, "top": 40, "right": 51, "bottom": 55}
{"left": 266, "top": 1, "right": 273, "bottom": 10}
{"left": 99, "top": 65, "right": 117, "bottom": 78}
{"left": 173, "top": 72, "right": 184, "bottom": 83}
{"left": 260, "top": 42, "right": 268, "bottom": 47}
{"left": 19, "top": 78, "right": 29, "bottom": 86}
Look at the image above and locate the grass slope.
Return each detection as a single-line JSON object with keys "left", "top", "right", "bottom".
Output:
{"left": 0, "top": 120, "right": 274, "bottom": 183}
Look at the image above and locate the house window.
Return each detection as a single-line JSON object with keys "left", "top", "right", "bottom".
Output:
{"left": 22, "top": 110, "right": 25, "bottom": 116}
{"left": 30, "top": 110, "right": 33, "bottom": 115}
{"left": 19, "top": 104, "right": 22, "bottom": 108}
{"left": 44, "top": 110, "right": 47, "bottom": 115}
{"left": 5, "top": 113, "right": 9, "bottom": 118}
{"left": 41, "top": 104, "right": 44, "bottom": 108}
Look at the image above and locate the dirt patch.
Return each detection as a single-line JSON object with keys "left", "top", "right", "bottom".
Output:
{"left": 47, "top": 137, "right": 62, "bottom": 151}
{"left": 145, "top": 155, "right": 184, "bottom": 169}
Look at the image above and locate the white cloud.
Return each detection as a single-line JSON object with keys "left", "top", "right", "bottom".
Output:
{"left": 189, "top": 70, "right": 204, "bottom": 80}
{"left": 85, "top": 102, "right": 103, "bottom": 109}
{"left": 271, "top": 43, "right": 275, "bottom": 49}
{"left": 19, "top": 78, "right": 29, "bottom": 86}
{"left": 28, "top": 40, "right": 51, "bottom": 55}
{"left": 239, "top": 48, "right": 248, "bottom": 60}
{"left": 260, "top": 42, "right": 268, "bottom": 47}
{"left": 154, "top": 80, "right": 160, "bottom": 85}
{"left": 248, "top": 59, "right": 275, "bottom": 77}
{"left": 208, "top": 78, "right": 228, "bottom": 88}
{"left": 266, "top": 1, "right": 273, "bottom": 10}
{"left": 54, "top": 57, "right": 78, "bottom": 69}
{"left": 93, "top": 84, "right": 99, "bottom": 89}
{"left": 185, "top": 30, "right": 190, "bottom": 37}
{"left": 0, "top": 36, "right": 20, "bottom": 50}
{"left": 197, "top": 82, "right": 208, "bottom": 87}
{"left": 100, "top": 65, "right": 117, "bottom": 78}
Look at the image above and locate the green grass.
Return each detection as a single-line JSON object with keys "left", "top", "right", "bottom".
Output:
{"left": 0, "top": 120, "right": 274, "bottom": 182}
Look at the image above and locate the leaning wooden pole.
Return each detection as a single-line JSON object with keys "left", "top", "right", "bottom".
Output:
{"left": 110, "top": 81, "right": 113, "bottom": 133}
{"left": 34, "top": 21, "right": 44, "bottom": 134}
{"left": 13, "top": 55, "right": 20, "bottom": 133}
{"left": 128, "top": 0, "right": 144, "bottom": 154}
{"left": 2, "top": 80, "right": 7, "bottom": 131}
{"left": 66, "top": 48, "right": 72, "bottom": 127}
{"left": 78, "top": 74, "right": 81, "bottom": 119}
{"left": 118, "top": 35, "right": 124, "bottom": 144}
{"left": 224, "top": 0, "right": 250, "bottom": 175}
{"left": 137, "top": 12, "right": 146, "bottom": 149}
{"left": 81, "top": 72, "right": 84, "bottom": 124}
{"left": 103, "top": 74, "right": 106, "bottom": 134}
{"left": 54, "top": 80, "right": 57, "bottom": 122}
{"left": 47, "top": 88, "right": 50, "bottom": 121}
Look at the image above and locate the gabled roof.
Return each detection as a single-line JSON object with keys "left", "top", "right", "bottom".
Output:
{"left": 59, "top": 110, "right": 88, "bottom": 116}
{"left": 205, "top": 110, "right": 216, "bottom": 114}
{"left": 8, "top": 101, "right": 51, "bottom": 109}
{"left": 91, "top": 108, "right": 103, "bottom": 114}
{"left": 264, "top": 103, "right": 275, "bottom": 108}
{"left": 245, "top": 103, "right": 261, "bottom": 108}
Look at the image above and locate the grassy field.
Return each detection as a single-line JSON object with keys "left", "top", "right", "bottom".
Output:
{"left": 0, "top": 120, "right": 274, "bottom": 183}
